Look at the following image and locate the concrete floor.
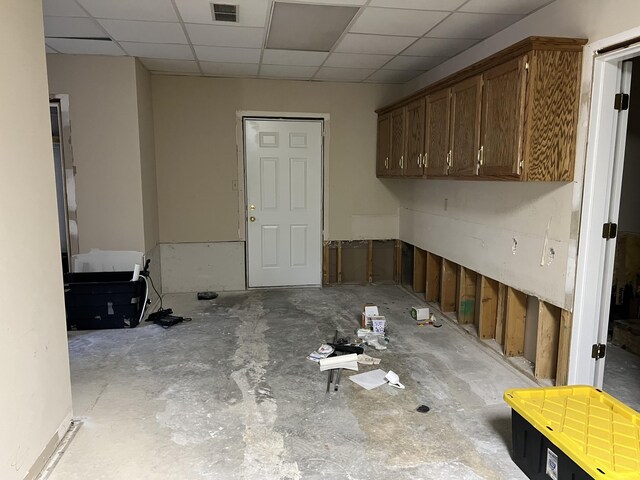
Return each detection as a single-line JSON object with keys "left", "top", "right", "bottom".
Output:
{"left": 51, "top": 285, "right": 540, "bottom": 480}
{"left": 604, "top": 343, "right": 640, "bottom": 412}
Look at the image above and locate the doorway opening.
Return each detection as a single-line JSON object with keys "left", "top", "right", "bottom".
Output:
{"left": 49, "top": 95, "right": 78, "bottom": 273}
{"left": 243, "top": 118, "right": 324, "bottom": 288}
{"left": 572, "top": 35, "right": 640, "bottom": 410}
{"left": 602, "top": 57, "right": 640, "bottom": 410}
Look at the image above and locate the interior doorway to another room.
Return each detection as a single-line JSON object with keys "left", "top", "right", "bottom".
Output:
{"left": 49, "top": 95, "right": 78, "bottom": 273}
{"left": 603, "top": 57, "right": 640, "bottom": 411}
{"left": 572, "top": 34, "right": 640, "bottom": 410}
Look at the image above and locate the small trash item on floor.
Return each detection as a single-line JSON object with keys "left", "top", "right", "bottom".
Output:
{"left": 364, "top": 333, "right": 388, "bottom": 350}
{"left": 146, "top": 308, "right": 192, "bottom": 329}
{"left": 357, "top": 353, "right": 381, "bottom": 365}
{"left": 357, "top": 328, "right": 371, "bottom": 338}
{"left": 385, "top": 370, "right": 405, "bottom": 389}
{"left": 416, "top": 405, "right": 431, "bottom": 413}
{"left": 417, "top": 313, "right": 443, "bottom": 328}
{"left": 349, "top": 369, "right": 388, "bottom": 390}
{"left": 197, "top": 291, "right": 218, "bottom": 300}
{"left": 319, "top": 353, "right": 358, "bottom": 372}
{"left": 411, "top": 307, "right": 430, "bottom": 321}
{"left": 372, "top": 317, "right": 386, "bottom": 334}
{"left": 307, "top": 344, "right": 334, "bottom": 362}
{"left": 362, "top": 305, "right": 379, "bottom": 328}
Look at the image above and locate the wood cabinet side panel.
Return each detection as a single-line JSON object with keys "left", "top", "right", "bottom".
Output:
{"left": 524, "top": 50, "right": 582, "bottom": 181}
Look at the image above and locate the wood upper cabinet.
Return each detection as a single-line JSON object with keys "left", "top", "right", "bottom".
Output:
{"left": 404, "top": 98, "right": 426, "bottom": 177}
{"left": 450, "top": 75, "right": 482, "bottom": 177}
{"left": 425, "top": 88, "right": 451, "bottom": 177}
{"left": 479, "top": 56, "right": 527, "bottom": 178}
{"left": 389, "top": 107, "right": 405, "bottom": 176}
{"left": 375, "top": 36, "right": 586, "bottom": 182}
{"left": 376, "top": 112, "right": 391, "bottom": 177}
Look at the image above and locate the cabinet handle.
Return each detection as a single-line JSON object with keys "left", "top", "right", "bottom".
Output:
{"left": 400, "top": 155, "right": 404, "bottom": 169}
{"left": 424, "top": 152, "right": 428, "bottom": 168}
{"left": 480, "top": 145, "right": 484, "bottom": 166}
{"left": 418, "top": 153, "right": 423, "bottom": 167}
{"left": 385, "top": 157, "right": 388, "bottom": 169}
{"left": 446, "top": 150, "right": 452, "bottom": 173}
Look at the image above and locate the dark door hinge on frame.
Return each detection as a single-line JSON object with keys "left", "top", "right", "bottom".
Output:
{"left": 614, "top": 93, "right": 630, "bottom": 111}
{"left": 602, "top": 222, "right": 617, "bottom": 239}
{"left": 592, "top": 343, "right": 606, "bottom": 360}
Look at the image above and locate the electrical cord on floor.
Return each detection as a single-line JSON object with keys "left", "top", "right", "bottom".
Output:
{"left": 145, "top": 273, "right": 163, "bottom": 312}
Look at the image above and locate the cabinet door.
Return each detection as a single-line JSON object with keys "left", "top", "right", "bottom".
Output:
{"left": 425, "top": 89, "right": 451, "bottom": 177}
{"left": 404, "top": 98, "right": 426, "bottom": 177}
{"left": 479, "top": 56, "right": 527, "bottom": 178}
{"left": 376, "top": 112, "right": 391, "bottom": 177}
{"left": 389, "top": 107, "right": 405, "bottom": 176}
{"left": 450, "top": 75, "right": 482, "bottom": 177}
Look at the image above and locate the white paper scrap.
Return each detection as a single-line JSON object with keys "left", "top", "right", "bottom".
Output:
{"left": 349, "top": 369, "right": 388, "bottom": 390}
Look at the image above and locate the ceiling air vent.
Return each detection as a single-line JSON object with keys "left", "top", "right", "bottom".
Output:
{"left": 211, "top": 3, "right": 238, "bottom": 22}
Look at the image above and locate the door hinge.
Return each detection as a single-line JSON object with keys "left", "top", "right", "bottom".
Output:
{"left": 614, "top": 93, "right": 630, "bottom": 111}
{"left": 591, "top": 343, "right": 606, "bottom": 360}
{"left": 602, "top": 222, "right": 618, "bottom": 239}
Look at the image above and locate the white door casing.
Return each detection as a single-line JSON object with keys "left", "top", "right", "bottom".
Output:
{"left": 244, "top": 119, "right": 323, "bottom": 287}
{"left": 571, "top": 35, "right": 640, "bottom": 386}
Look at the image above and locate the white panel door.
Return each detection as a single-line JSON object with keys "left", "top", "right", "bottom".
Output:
{"left": 245, "top": 119, "right": 323, "bottom": 287}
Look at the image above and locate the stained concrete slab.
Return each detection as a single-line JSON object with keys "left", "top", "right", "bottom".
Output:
{"left": 604, "top": 343, "right": 640, "bottom": 412}
{"left": 50, "top": 285, "right": 535, "bottom": 479}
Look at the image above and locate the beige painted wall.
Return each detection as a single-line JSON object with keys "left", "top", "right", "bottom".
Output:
{"left": 47, "top": 54, "right": 146, "bottom": 253}
{"left": 152, "top": 76, "right": 401, "bottom": 243}
{"left": 392, "top": 0, "right": 640, "bottom": 310}
{"left": 135, "top": 60, "right": 160, "bottom": 254}
{"left": 0, "top": 1, "right": 72, "bottom": 478}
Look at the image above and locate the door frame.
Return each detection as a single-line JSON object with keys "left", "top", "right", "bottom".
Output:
{"left": 50, "top": 94, "right": 79, "bottom": 270}
{"left": 571, "top": 29, "right": 640, "bottom": 386}
{"left": 236, "top": 111, "right": 330, "bottom": 288}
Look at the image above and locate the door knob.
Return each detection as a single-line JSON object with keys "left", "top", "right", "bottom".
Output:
{"left": 249, "top": 216, "right": 256, "bottom": 222}
{"left": 249, "top": 204, "right": 256, "bottom": 211}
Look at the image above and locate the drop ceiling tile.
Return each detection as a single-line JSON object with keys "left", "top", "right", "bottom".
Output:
{"left": 335, "top": 33, "right": 416, "bottom": 55}
{"left": 45, "top": 38, "right": 125, "bottom": 55}
{"left": 369, "top": 0, "right": 466, "bottom": 10}
{"left": 260, "top": 65, "right": 318, "bottom": 79}
{"left": 98, "top": 19, "right": 187, "bottom": 43}
{"left": 402, "top": 37, "right": 477, "bottom": 57}
{"left": 194, "top": 45, "right": 261, "bottom": 63}
{"left": 43, "top": 0, "right": 88, "bottom": 17}
{"left": 262, "top": 49, "right": 328, "bottom": 66}
{"left": 175, "top": 0, "right": 269, "bottom": 27}
{"left": 186, "top": 24, "right": 264, "bottom": 48}
{"left": 314, "top": 67, "right": 375, "bottom": 82}
{"left": 201, "top": 62, "right": 259, "bottom": 76}
{"left": 120, "top": 42, "right": 194, "bottom": 60}
{"left": 366, "top": 69, "right": 423, "bottom": 83}
{"left": 44, "top": 16, "right": 105, "bottom": 38}
{"left": 324, "top": 52, "right": 393, "bottom": 69}
{"left": 383, "top": 55, "right": 441, "bottom": 71}
{"left": 76, "top": 0, "right": 178, "bottom": 21}
{"left": 460, "top": 0, "right": 553, "bottom": 15}
{"left": 350, "top": 8, "right": 449, "bottom": 36}
{"left": 425, "top": 12, "right": 523, "bottom": 39}
{"left": 287, "top": 0, "right": 367, "bottom": 4}
{"left": 140, "top": 58, "right": 200, "bottom": 73}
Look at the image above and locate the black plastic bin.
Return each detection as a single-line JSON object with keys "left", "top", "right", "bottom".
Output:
{"left": 64, "top": 271, "right": 145, "bottom": 330}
